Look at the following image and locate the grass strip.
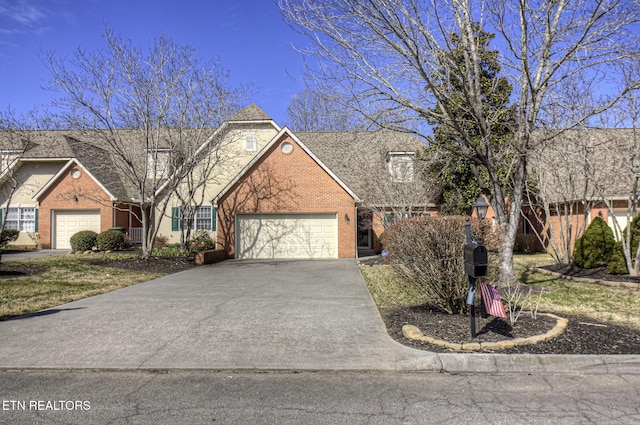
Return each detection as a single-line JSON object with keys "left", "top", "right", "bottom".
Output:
{"left": 0, "top": 255, "right": 163, "bottom": 320}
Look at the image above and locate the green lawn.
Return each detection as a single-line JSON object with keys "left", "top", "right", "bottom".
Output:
{"left": 513, "top": 253, "right": 640, "bottom": 329}
{"left": 361, "top": 253, "right": 640, "bottom": 330}
{"left": 0, "top": 254, "right": 163, "bottom": 320}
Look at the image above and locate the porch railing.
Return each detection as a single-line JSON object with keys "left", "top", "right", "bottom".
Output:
{"left": 129, "top": 227, "right": 143, "bottom": 245}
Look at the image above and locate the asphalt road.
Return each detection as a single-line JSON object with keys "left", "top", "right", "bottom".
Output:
{"left": 1, "top": 370, "right": 639, "bottom": 424}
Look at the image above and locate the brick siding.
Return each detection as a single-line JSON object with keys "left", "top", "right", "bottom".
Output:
{"left": 217, "top": 134, "right": 357, "bottom": 258}
{"left": 37, "top": 165, "right": 113, "bottom": 248}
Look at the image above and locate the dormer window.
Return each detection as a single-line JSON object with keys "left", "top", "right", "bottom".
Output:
{"left": 147, "top": 148, "right": 171, "bottom": 179}
{"left": 244, "top": 134, "right": 257, "bottom": 152}
{"left": 387, "top": 151, "right": 415, "bottom": 183}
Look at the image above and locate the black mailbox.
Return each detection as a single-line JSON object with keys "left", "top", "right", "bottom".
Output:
{"left": 464, "top": 241, "right": 488, "bottom": 278}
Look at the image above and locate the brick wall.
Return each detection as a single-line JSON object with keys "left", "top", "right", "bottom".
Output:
{"left": 38, "top": 165, "right": 113, "bottom": 248}
{"left": 217, "top": 134, "right": 357, "bottom": 258}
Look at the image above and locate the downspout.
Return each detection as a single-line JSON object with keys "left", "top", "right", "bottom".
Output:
{"left": 354, "top": 204, "right": 359, "bottom": 258}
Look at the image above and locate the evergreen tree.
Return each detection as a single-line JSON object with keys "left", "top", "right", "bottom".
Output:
{"left": 573, "top": 217, "right": 615, "bottom": 269}
{"left": 424, "top": 24, "right": 516, "bottom": 215}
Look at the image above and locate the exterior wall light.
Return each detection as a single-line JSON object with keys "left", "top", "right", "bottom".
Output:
{"left": 474, "top": 196, "right": 489, "bottom": 220}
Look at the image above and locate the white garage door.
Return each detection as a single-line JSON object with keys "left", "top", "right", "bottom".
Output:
{"left": 236, "top": 213, "right": 338, "bottom": 259}
{"left": 54, "top": 210, "right": 101, "bottom": 249}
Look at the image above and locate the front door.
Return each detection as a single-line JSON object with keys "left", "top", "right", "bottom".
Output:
{"left": 357, "top": 211, "right": 372, "bottom": 248}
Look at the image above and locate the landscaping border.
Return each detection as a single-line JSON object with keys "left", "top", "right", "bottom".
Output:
{"left": 402, "top": 313, "right": 568, "bottom": 352}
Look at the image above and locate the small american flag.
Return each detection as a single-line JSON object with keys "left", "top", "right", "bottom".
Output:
{"left": 479, "top": 281, "right": 507, "bottom": 318}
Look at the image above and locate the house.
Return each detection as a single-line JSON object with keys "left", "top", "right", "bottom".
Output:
{"left": 0, "top": 104, "right": 433, "bottom": 258}
{"left": 477, "top": 128, "right": 640, "bottom": 254}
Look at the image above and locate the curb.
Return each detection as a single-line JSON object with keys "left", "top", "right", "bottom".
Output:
{"left": 402, "top": 313, "right": 568, "bottom": 352}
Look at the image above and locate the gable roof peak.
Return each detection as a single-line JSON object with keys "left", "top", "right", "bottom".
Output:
{"left": 227, "top": 103, "right": 273, "bottom": 123}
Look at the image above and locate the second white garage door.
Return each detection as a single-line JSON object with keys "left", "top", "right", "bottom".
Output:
{"left": 236, "top": 213, "right": 338, "bottom": 259}
{"left": 54, "top": 210, "right": 101, "bottom": 249}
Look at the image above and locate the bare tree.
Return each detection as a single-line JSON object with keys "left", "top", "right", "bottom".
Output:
{"left": 526, "top": 131, "right": 598, "bottom": 264}
{"left": 44, "top": 28, "right": 247, "bottom": 257}
{"left": 280, "top": 0, "right": 640, "bottom": 282}
{"left": 0, "top": 108, "right": 45, "bottom": 250}
{"left": 287, "top": 87, "right": 369, "bottom": 131}
{"left": 589, "top": 72, "right": 640, "bottom": 274}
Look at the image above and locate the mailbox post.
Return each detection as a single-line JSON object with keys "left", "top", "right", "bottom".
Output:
{"left": 464, "top": 196, "right": 490, "bottom": 339}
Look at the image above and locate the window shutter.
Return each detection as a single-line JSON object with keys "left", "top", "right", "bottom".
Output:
{"left": 34, "top": 209, "right": 38, "bottom": 232}
{"left": 172, "top": 207, "right": 180, "bottom": 231}
{"left": 212, "top": 208, "right": 217, "bottom": 231}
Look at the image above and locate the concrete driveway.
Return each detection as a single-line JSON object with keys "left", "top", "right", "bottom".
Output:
{"left": 0, "top": 259, "right": 436, "bottom": 370}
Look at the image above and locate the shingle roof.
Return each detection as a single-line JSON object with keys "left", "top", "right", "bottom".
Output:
{"left": 532, "top": 128, "right": 640, "bottom": 203}
{"left": 2, "top": 107, "right": 434, "bottom": 207}
{"left": 64, "top": 136, "right": 134, "bottom": 200}
{"left": 298, "top": 130, "right": 434, "bottom": 206}
{"left": 227, "top": 103, "right": 272, "bottom": 122}
{"left": 1, "top": 130, "right": 138, "bottom": 200}
{"left": 20, "top": 131, "right": 76, "bottom": 158}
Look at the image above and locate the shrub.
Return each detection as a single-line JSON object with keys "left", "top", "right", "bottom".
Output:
{"left": 384, "top": 216, "right": 499, "bottom": 315}
{"left": 97, "top": 230, "right": 126, "bottom": 251}
{"left": 70, "top": 230, "right": 98, "bottom": 252}
{"left": 608, "top": 242, "right": 628, "bottom": 275}
{"left": 573, "top": 217, "right": 615, "bottom": 269}
{"left": 378, "top": 231, "right": 387, "bottom": 250}
{"left": 0, "top": 229, "right": 20, "bottom": 246}
{"left": 607, "top": 213, "right": 640, "bottom": 274}
{"left": 153, "top": 234, "right": 169, "bottom": 249}
{"left": 514, "top": 233, "right": 538, "bottom": 253}
{"left": 190, "top": 230, "right": 215, "bottom": 251}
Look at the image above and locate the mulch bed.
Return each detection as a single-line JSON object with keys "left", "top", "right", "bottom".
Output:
{"left": 0, "top": 264, "right": 47, "bottom": 279}
{"left": 540, "top": 263, "right": 640, "bottom": 285}
{"left": 383, "top": 305, "right": 640, "bottom": 354}
{"left": 360, "top": 257, "right": 640, "bottom": 354}
{"left": 89, "top": 255, "right": 197, "bottom": 274}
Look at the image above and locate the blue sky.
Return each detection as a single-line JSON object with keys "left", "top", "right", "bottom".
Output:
{"left": 0, "top": 0, "right": 307, "bottom": 125}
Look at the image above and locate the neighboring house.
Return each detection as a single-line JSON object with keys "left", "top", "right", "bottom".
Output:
{"left": 0, "top": 133, "right": 142, "bottom": 249}
{"left": 478, "top": 128, "right": 640, "bottom": 254}
{"left": 0, "top": 104, "right": 431, "bottom": 258}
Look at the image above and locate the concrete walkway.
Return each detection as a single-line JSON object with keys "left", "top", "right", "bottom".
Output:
{"left": 0, "top": 259, "right": 638, "bottom": 374}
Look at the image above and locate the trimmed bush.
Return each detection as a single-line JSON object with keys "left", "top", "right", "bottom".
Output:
{"left": 573, "top": 217, "right": 615, "bottom": 269}
{"left": 70, "top": 230, "right": 98, "bottom": 252}
{"left": 97, "top": 230, "right": 126, "bottom": 251}
{"left": 608, "top": 242, "right": 628, "bottom": 274}
{"left": 190, "top": 230, "right": 215, "bottom": 251}
{"left": 384, "top": 216, "right": 499, "bottom": 315}
{"left": 0, "top": 229, "right": 20, "bottom": 247}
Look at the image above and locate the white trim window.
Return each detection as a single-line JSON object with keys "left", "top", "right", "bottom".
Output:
{"left": 244, "top": 134, "right": 257, "bottom": 152}
{"left": 172, "top": 205, "right": 216, "bottom": 232}
{"left": 194, "top": 206, "right": 213, "bottom": 230}
{"left": 387, "top": 152, "right": 415, "bottom": 183}
{"left": 5, "top": 207, "right": 36, "bottom": 232}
